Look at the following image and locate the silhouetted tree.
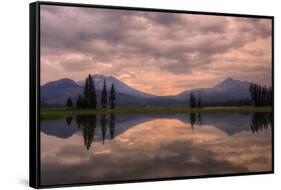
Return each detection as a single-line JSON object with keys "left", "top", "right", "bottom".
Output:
{"left": 76, "top": 95, "right": 83, "bottom": 109}
{"left": 82, "top": 74, "right": 97, "bottom": 109}
{"left": 197, "top": 95, "right": 202, "bottom": 108}
{"left": 109, "top": 84, "right": 116, "bottom": 109}
{"left": 88, "top": 75, "right": 97, "bottom": 109}
{"left": 83, "top": 77, "right": 89, "bottom": 108}
{"left": 249, "top": 83, "right": 272, "bottom": 107}
{"left": 66, "top": 97, "right": 73, "bottom": 108}
{"left": 101, "top": 80, "right": 108, "bottom": 109}
{"left": 190, "top": 92, "right": 196, "bottom": 108}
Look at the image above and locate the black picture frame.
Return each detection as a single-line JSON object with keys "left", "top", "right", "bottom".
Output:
{"left": 29, "top": 1, "right": 274, "bottom": 189}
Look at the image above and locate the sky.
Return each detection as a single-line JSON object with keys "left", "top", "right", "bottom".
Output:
{"left": 40, "top": 5, "right": 272, "bottom": 96}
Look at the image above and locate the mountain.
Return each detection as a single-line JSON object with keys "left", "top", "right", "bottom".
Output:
{"left": 41, "top": 78, "right": 82, "bottom": 107}
{"left": 176, "top": 77, "right": 251, "bottom": 103}
{"left": 41, "top": 75, "right": 155, "bottom": 107}
{"left": 77, "top": 74, "right": 154, "bottom": 98}
{"left": 41, "top": 76, "right": 251, "bottom": 108}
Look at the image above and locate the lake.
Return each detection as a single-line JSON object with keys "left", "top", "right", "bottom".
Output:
{"left": 40, "top": 112, "right": 272, "bottom": 186}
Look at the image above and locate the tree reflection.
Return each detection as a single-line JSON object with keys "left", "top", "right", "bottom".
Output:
{"left": 109, "top": 114, "right": 116, "bottom": 139}
{"left": 75, "top": 115, "right": 97, "bottom": 150}
{"left": 74, "top": 114, "right": 117, "bottom": 149}
{"left": 65, "top": 116, "right": 73, "bottom": 126}
{"left": 75, "top": 115, "right": 83, "bottom": 128}
{"left": 190, "top": 113, "right": 196, "bottom": 130}
{"left": 197, "top": 113, "right": 202, "bottom": 126}
{"left": 250, "top": 113, "right": 272, "bottom": 133}
{"left": 100, "top": 114, "right": 108, "bottom": 144}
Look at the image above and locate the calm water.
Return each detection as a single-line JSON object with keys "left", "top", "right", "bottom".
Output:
{"left": 40, "top": 112, "right": 272, "bottom": 186}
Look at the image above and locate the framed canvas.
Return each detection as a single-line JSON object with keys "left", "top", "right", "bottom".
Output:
{"left": 29, "top": 1, "right": 274, "bottom": 188}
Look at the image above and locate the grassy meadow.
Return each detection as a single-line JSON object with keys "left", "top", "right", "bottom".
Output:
{"left": 41, "top": 106, "right": 272, "bottom": 120}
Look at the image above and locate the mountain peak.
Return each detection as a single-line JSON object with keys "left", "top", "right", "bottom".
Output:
{"left": 214, "top": 77, "right": 249, "bottom": 89}
{"left": 43, "top": 78, "right": 77, "bottom": 87}
{"left": 224, "top": 77, "right": 235, "bottom": 82}
{"left": 76, "top": 75, "right": 155, "bottom": 98}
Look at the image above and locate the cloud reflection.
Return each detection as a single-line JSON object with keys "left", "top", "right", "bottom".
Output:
{"left": 41, "top": 118, "right": 271, "bottom": 185}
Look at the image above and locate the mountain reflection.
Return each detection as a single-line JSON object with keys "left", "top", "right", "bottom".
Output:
{"left": 40, "top": 113, "right": 272, "bottom": 185}
{"left": 57, "top": 112, "right": 273, "bottom": 150}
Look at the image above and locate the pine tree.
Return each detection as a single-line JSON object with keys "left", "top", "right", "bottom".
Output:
{"left": 66, "top": 97, "right": 73, "bottom": 108}
{"left": 249, "top": 83, "right": 255, "bottom": 106}
{"left": 88, "top": 75, "right": 97, "bottom": 109}
{"left": 76, "top": 95, "right": 82, "bottom": 109}
{"left": 190, "top": 92, "right": 196, "bottom": 108}
{"left": 249, "top": 83, "right": 272, "bottom": 107}
{"left": 109, "top": 84, "right": 116, "bottom": 109}
{"left": 82, "top": 74, "right": 97, "bottom": 109}
{"left": 101, "top": 80, "right": 108, "bottom": 109}
{"left": 268, "top": 87, "right": 272, "bottom": 105}
{"left": 84, "top": 76, "right": 89, "bottom": 108}
{"left": 197, "top": 95, "right": 202, "bottom": 108}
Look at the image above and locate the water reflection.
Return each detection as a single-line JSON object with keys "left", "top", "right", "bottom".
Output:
{"left": 74, "top": 114, "right": 116, "bottom": 149}
{"left": 251, "top": 113, "right": 272, "bottom": 133}
{"left": 43, "top": 113, "right": 273, "bottom": 151}
{"left": 198, "top": 113, "right": 202, "bottom": 125}
{"left": 75, "top": 115, "right": 97, "bottom": 150}
{"left": 109, "top": 114, "right": 116, "bottom": 139}
{"left": 65, "top": 116, "right": 73, "bottom": 127}
{"left": 189, "top": 113, "right": 196, "bottom": 130}
{"left": 40, "top": 112, "right": 272, "bottom": 186}
{"left": 100, "top": 115, "right": 108, "bottom": 144}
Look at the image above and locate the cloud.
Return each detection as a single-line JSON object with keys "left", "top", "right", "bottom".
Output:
{"left": 40, "top": 5, "right": 272, "bottom": 95}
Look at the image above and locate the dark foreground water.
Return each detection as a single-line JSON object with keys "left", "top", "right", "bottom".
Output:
{"left": 40, "top": 112, "right": 272, "bottom": 186}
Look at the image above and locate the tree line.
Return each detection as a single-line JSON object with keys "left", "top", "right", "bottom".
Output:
{"left": 66, "top": 74, "right": 116, "bottom": 109}
{"left": 249, "top": 83, "right": 272, "bottom": 107}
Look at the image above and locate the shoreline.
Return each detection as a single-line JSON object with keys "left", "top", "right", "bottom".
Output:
{"left": 40, "top": 106, "right": 272, "bottom": 120}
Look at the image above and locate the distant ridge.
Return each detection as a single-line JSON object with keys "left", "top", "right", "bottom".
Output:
{"left": 176, "top": 77, "right": 251, "bottom": 103}
{"left": 41, "top": 76, "right": 252, "bottom": 107}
